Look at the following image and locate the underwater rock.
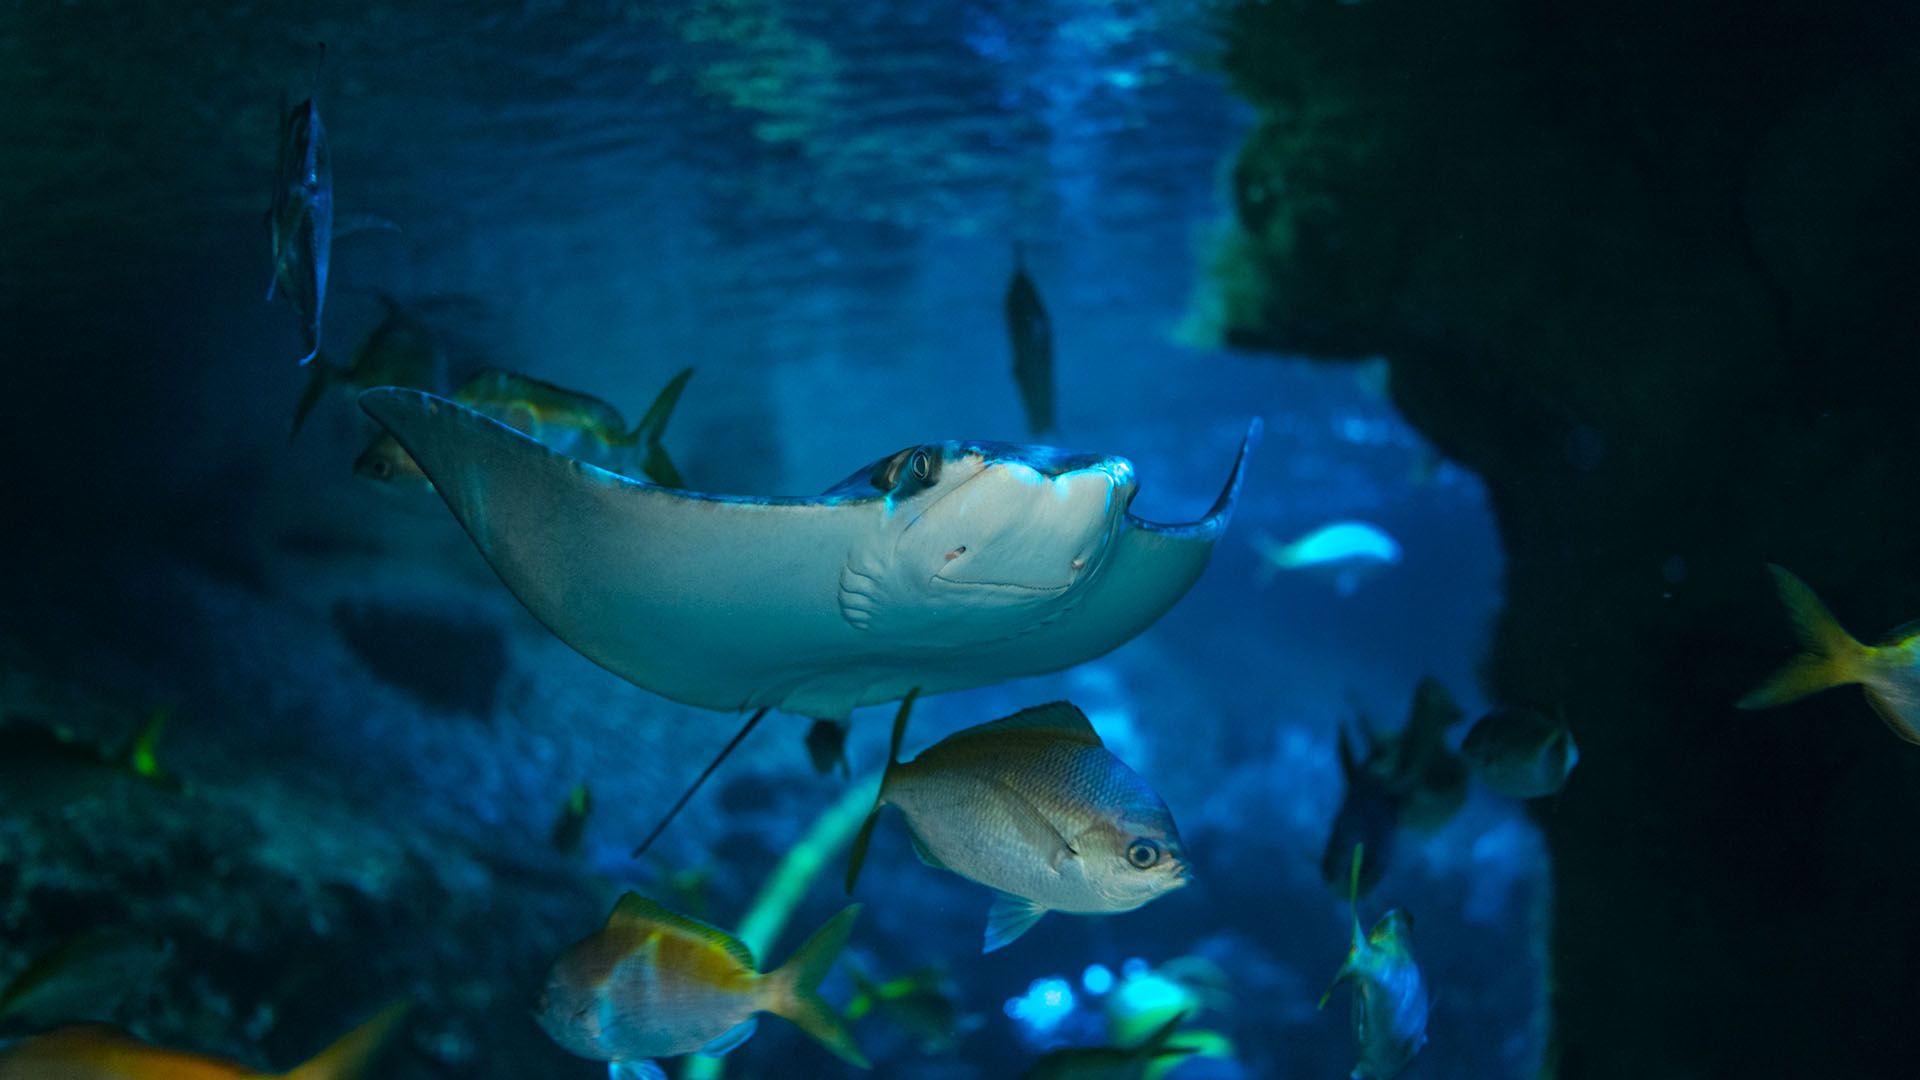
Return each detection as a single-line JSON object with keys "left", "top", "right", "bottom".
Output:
{"left": 1218, "top": 0, "right": 1920, "bottom": 1074}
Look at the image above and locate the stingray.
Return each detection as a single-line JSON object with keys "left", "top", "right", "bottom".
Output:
{"left": 360, "top": 389, "right": 1258, "bottom": 841}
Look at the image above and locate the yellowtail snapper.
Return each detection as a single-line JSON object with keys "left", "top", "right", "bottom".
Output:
{"left": 1738, "top": 563, "right": 1920, "bottom": 744}
{"left": 355, "top": 367, "right": 693, "bottom": 489}
{"left": 1321, "top": 844, "right": 1428, "bottom": 1080}
{"left": 1461, "top": 705, "right": 1579, "bottom": 798}
{"left": 1006, "top": 243, "right": 1056, "bottom": 435}
{"left": 845, "top": 693, "right": 1191, "bottom": 953}
{"left": 266, "top": 44, "right": 333, "bottom": 368}
{"left": 550, "top": 781, "right": 592, "bottom": 855}
{"left": 535, "top": 894, "right": 868, "bottom": 1074}
{"left": 0, "top": 1000, "right": 409, "bottom": 1080}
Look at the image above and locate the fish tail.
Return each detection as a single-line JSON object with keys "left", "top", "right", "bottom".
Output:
{"left": 765, "top": 905, "right": 870, "bottom": 1069}
{"left": 1738, "top": 565, "right": 1871, "bottom": 710}
{"left": 846, "top": 689, "right": 917, "bottom": 894}
{"left": 627, "top": 367, "right": 694, "bottom": 447}
{"left": 280, "top": 1000, "right": 410, "bottom": 1080}
{"left": 289, "top": 353, "right": 336, "bottom": 439}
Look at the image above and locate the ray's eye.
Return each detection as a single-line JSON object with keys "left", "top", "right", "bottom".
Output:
{"left": 1126, "top": 839, "right": 1161, "bottom": 869}
{"left": 910, "top": 449, "right": 934, "bottom": 483}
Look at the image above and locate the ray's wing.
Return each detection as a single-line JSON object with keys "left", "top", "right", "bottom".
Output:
{"left": 359, "top": 389, "right": 872, "bottom": 713}
{"left": 1045, "top": 418, "right": 1260, "bottom": 646}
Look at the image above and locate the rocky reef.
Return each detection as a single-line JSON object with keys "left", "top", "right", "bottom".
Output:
{"left": 1213, "top": 1, "right": 1920, "bottom": 1075}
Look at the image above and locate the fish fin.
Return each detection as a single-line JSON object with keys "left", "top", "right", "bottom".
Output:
{"left": 640, "top": 445, "right": 685, "bottom": 489}
{"left": 764, "top": 905, "right": 869, "bottom": 1068}
{"left": 610, "top": 1061, "right": 667, "bottom": 1080}
{"left": 1863, "top": 688, "right": 1920, "bottom": 746}
{"left": 1738, "top": 565, "right": 1870, "bottom": 709}
{"left": 931, "top": 701, "right": 1102, "bottom": 751}
{"left": 983, "top": 894, "right": 1048, "bottom": 953}
{"left": 608, "top": 893, "right": 756, "bottom": 970}
{"left": 847, "top": 689, "right": 916, "bottom": 894}
{"left": 1131, "top": 1011, "right": 1194, "bottom": 1059}
{"left": 281, "top": 1000, "right": 410, "bottom": 1080}
{"left": 117, "top": 708, "right": 181, "bottom": 790}
{"left": 629, "top": 367, "right": 694, "bottom": 448}
{"left": 1348, "top": 842, "right": 1365, "bottom": 944}
{"left": 1881, "top": 618, "right": 1920, "bottom": 646}
{"left": 698, "top": 1017, "right": 758, "bottom": 1057}
{"left": 289, "top": 354, "right": 336, "bottom": 438}
{"left": 907, "top": 829, "right": 948, "bottom": 870}
{"left": 1317, "top": 962, "right": 1357, "bottom": 1010}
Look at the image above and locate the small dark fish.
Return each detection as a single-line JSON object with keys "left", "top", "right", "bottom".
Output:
{"left": 0, "top": 1001, "right": 408, "bottom": 1080}
{"left": 1321, "top": 845, "right": 1428, "bottom": 1080}
{"left": 843, "top": 963, "right": 981, "bottom": 1055}
{"left": 0, "top": 928, "right": 175, "bottom": 1028}
{"left": 266, "top": 44, "right": 334, "bottom": 368}
{"left": 550, "top": 782, "right": 593, "bottom": 855}
{"left": 1461, "top": 706, "right": 1579, "bottom": 799}
{"left": 1321, "top": 725, "right": 1397, "bottom": 898}
{"left": 1020, "top": 1012, "right": 1196, "bottom": 1080}
{"left": 292, "top": 293, "right": 448, "bottom": 437}
{"left": 1738, "top": 563, "right": 1920, "bottom": 744}
{"left": 535, "top": 893, "right": 867, "bottom": 1073}
{"left": 846, "top": 694, "right": 1190, "bottom": 953}
{"left": 1006, "top": 243, "right": 1056, "bottom": 436}
{"left": 805, "top": 718, "right": 850, "bottom": 776}
{"left": 1361, "top": 679, "right": 1469, "bottom": 833}
{"left": 0, "top": 710, "right": 184, "bottom": 817}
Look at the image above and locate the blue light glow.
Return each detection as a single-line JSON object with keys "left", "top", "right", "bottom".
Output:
{"left": 1004, "top": 976, "right": 1077, "bottom": 1036}
{"left": 1082, "top": 963, "right": 1115, "bottom": 995}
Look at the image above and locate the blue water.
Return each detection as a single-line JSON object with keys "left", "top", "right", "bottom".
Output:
{"left": 1, "top": 2, "right": 1530, "bottom": 1076}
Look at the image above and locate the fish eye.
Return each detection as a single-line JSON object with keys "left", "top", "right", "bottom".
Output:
{"left": 910, "top": 449, "right": 934, "bottom": 483}
{"left": 1126, "top": 839, "right": 1161, "bottom": 869}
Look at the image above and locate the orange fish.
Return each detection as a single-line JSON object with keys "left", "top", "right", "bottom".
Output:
{"left": 536, "top": 894, "right": 867, "bottom": 1075}
{"left": 0, "top": 1001, "right": 408, "bottom": 1080}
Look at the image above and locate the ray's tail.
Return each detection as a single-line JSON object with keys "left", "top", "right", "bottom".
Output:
{"left": 845, "top": 689, "right": 917, "bottom": 894}
{"left": 1737, "top": 564, "right": 1871, "bottom": 710}
{"left": 762, "top": 905, "right": 869, "bottom": 1069}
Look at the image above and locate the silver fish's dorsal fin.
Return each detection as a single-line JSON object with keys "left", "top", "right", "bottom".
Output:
{"left": 934, "top": 702, "right": 1102, "bottom": 751}
{"left": 609, "top": 893, "right": 755, "bottom": 970}
{"left": 984, "top": 893, "right": 1047, "bottom": 953}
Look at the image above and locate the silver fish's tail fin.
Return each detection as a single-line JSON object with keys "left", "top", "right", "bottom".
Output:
{"left": 626, "top": 367, "right": 694, "bottom": 487}
{"left": 289, "top": 353, "right": 339, "bottom": 438}
{"left": 846, "top": 689, "right": 917, "bottom": 894}
{"left": 1737, "top": 565, "right": 1871, "bottom": 711}
{"left": 282, "top": 1000, "right": 409, "bottom": 1080}
{"left": 764, "top": 905, "right": 870, "bottom": 1069}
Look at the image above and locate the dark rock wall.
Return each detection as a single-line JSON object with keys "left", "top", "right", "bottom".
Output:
{"left": 1215, "top": 2, "right": 1920, "bottom": 1075}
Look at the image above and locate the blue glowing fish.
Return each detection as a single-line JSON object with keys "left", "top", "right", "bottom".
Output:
{"left": 1321, "top": 844, "right": 1429, "bottom": 1080}
{"left": 1251, "top": 521, "right": 1401, "bottom": 596}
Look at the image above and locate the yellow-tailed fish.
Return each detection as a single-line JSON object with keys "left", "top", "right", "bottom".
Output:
{"left": 535, "top": 894, "right": 867, "bottom": 1075}
{"left": 1738, "top": 563, "right": 1920, "bottom": 744}
{"left": 845, "top": 693, "right": 1191, "bottom": 953}
{"left": 291, "top": 293, "right": 447, "bottom": 438}
{"left": 355, "top": 367, "right": 692, "bottom": 490}
{"left": 1320, "top": 844, "right": 1428, "bottom": 1080}
{"left": 1006, "top": 243, "right": 1056, "bottom": 436}
{"left": 0, "top": 1000, "right": 408, "bottom": 1080}
{"left": 1020, "top": 1012, "right": 1196, "bottom": 1080}
{"left": 1460, "top": 705, "right": 1579, "bottom": 798}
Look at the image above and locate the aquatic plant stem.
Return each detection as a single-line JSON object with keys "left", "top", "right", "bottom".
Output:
{"left": 682, "top": 772, "right": 880, "bottom": 1080}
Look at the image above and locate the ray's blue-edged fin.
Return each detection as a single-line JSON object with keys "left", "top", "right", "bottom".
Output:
{"left": 984, "top": 893, "right": 1047, "bottom": 954}
{"left": 609, "top": 1061, "right": 667, "bottom": 1080}
{"left": 1126, "top": 416, "right": 1262, "bottom": 539}
{"left": 847, "top": 689, "right": 918, "bottom": 894}
{"left": 699, "top": 1018, "right": 758, "bottom": 1057}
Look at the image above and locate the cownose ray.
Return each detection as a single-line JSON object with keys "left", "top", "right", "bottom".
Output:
{"left": 359, "top": 389, "right": 1258, "bottom": 841}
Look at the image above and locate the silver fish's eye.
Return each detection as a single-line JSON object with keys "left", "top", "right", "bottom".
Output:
{"left": 1126, "top": 839, "right": 1161, "bottom": 869}
{"left": 910, "top": 449, "right": 933, "bottom": 483}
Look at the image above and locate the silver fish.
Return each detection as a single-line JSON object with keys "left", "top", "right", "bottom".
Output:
{"left": 266, "top": 44, "right": 333, "bottom": 367}
{"left": 1321, "top": 844, "right": 1429, "bottom": 1080}
{"left": 1461, "top": 706, "right": 1579, "bottom": 798}
{"left": 845, "top": 693, "right": 1191, "bottom": 953}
